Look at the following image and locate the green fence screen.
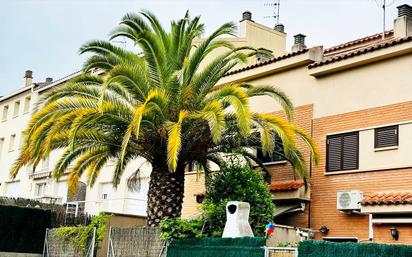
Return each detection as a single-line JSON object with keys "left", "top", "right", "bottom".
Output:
{"left": 167, "top": 237, "right": 265, "bottom": 257}
{"left": 299, "top": 240, "right": 412, "bottom": 257}
{"left": 0, "top": 205, "right": 51, "bottom": 253}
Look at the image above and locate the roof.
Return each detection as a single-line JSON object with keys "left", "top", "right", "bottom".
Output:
{"left": 362, "top": 192, "right": 412, "bottom": 206}
{"left": 309, "top": 35, "right": 412, "bottom": 69}
{"left": 222, "top": 29, "right": 412, "bottom": 76}
{"left": 268, "top": 181, "right": 304, "bottom": 192}
{"left": 0, "top": 70, "right": 82, "bottom": 103}
{"left": 323, "top": 30, "right": 394, "bottom": 54}
{"left": 224, "top": 48, "right": 309, "bottom": 77}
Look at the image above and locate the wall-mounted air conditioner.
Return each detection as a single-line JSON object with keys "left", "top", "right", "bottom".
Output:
{"left": 337, "top": 190, "right": 363, "bottom": 211}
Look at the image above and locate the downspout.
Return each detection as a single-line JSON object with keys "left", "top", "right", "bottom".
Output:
{"left": 308, "top": 118, "right": 314, "bottom": 229}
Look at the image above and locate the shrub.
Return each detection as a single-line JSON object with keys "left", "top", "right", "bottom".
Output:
{"left": 54, "top": 213, "right": 110, "bottom": 256}
{"left": 203, "top": 164, "right": 274, "bottom": 237}
{"left": 160, "top": 217, "right": 205, "bottom": 240}
{"left": 160, "top": 163, "right": 274, "bottom": 239}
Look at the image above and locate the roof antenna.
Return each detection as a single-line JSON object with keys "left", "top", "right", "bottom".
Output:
{"left": 264, "top": 0, "right": 281, "bottom": 26}
{"left": 373, "top": 0, "right": 396, "bottom": 39}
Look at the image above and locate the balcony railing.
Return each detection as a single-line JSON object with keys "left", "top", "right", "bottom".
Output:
{"left": 66, "top": 198, "right": 147, "bottom": 217}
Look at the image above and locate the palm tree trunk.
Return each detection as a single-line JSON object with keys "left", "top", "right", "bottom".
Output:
{"left": 146, "top": 164, "right": 185, "bottom": 226}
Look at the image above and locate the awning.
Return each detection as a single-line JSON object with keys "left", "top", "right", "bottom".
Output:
{"left": 361, "top": 191, "right": 412, "bottom": 214}
{"left": 274, "top": 202, "right": 305, "bottom": 217}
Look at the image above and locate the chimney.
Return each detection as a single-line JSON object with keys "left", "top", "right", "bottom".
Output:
{"left": 292, "top": 34, "right": 306, "bottom": 52}
{"left": 394, "top": 4, "right": 412, "bottom": 38}
{"left": 24, "top": 70, "right": 33, "bottom": 87}
{"left": 45, "top": 77, "right": 53, "bottom": 83}
{"left": 274, "top": 23, "right": 285, "bottom": 33}
{"left": 241, "top": 11, "right": 253, "bottom": 22}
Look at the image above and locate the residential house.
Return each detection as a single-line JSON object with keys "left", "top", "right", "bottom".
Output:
{"left": 182, "top": 4, "right": 412, "bottom": 244}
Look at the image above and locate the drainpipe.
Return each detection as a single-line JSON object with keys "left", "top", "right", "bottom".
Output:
{"left": 369, "top": 214, "right": 374, "bottom": 240}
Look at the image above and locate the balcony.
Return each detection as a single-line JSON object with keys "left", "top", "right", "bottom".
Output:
{"left": 29, "top": 170, "right": 51, "bottom": 180}
{"left": 66, "top": 198, "right": 147, "bottom": 217}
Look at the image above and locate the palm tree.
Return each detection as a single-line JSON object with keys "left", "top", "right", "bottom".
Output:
{"left": 11, "top": 11, "right": 318, "bottom": 226}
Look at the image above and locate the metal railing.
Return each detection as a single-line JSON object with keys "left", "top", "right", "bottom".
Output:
{"left": 66, "top": 198, "right": 147, "bottom": 217}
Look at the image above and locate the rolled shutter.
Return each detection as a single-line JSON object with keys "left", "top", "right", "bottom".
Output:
{"left": 375, "top": 125, "right": 398, "bottom": 148}
{"left": 327, "top": 132, "right": 359, "bottom": 172}
{"left": 327, "top": 136, "right": 342, "bottom": 172}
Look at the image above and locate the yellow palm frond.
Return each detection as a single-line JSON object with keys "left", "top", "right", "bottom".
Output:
{"left": 197, "top": 100, "right": 225, "bottom": 143}
{"left": 167, "top": 110, "right": 188, "bottom": 171}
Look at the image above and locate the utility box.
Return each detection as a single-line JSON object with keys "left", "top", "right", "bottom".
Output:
{"left": 222, "top": 201, "right": 254, "bottom": 238}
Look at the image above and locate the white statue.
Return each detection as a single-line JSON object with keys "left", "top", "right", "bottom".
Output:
{"left": 222, "top": 201, "right": 254, "bottom": 238}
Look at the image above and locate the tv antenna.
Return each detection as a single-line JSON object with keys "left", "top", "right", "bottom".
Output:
{"left": 264, "top": 0, "right": 281, "bottom": 25}
{"left": 373, "top": 0, "right": 396, "bottom": 39}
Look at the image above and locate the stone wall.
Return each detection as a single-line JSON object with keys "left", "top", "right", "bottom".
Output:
{"left": 107, "top": 227, "right": 166, "bottom": 257}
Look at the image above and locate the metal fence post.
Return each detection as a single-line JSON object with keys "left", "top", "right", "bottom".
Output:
{"left": 42, "top": 228, "right": 49, "bottom": 257}
{"left": 107, "top": 227, "right": 112, "bottom": 257}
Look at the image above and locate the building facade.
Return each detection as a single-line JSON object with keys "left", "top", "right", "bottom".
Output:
{"left": 182, "top": 4, "right": 412, "bottom": 244}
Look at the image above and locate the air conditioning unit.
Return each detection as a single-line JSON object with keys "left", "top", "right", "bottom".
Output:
{"left": 337, "top": 190, "right": 363, "bottom": 211}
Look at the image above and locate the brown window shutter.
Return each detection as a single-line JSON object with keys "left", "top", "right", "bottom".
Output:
{"left": 342, "top": 133, "right": 359, "bottom": 170}
{"left": 326, "top": 136, "right": 342, "bottom": 172}
{"left": 326, "top": 132, "right": 359, "bottom": 172}
{"left": 375, "top": 125, "right": 398, "bottom": 148}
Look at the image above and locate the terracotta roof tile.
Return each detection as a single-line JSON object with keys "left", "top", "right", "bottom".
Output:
{"left": 323, "top": 30, "right": 394, "bottom": 54}
{"left": 223, "top": 48, "right": 308, "bottom": 77}
{"left": 309, "top": 35, "right": 412, "bottom": 69}
{"left": 268, "top": 181, "right": 304, "bottom": 192}
{"left": 362, "top": 192, "right": 412, "bottom": 206}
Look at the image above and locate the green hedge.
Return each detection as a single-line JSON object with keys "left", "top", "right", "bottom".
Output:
{"left": 167, "top": 237, "right": 265, "bottom": 257}
{"left": 298, "top": 240, "right": 412, "bottom": 257}
{"left": 0, "top": 205, "right": 51, "bottom": 253}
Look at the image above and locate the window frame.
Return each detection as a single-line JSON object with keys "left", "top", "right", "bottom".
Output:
{"left": 9, "top": 134, "right": 16, "bottom": 152}
{"left": 326, "top": 131, "right": 359, "bottom": 172}
{"left": 13, "top": 100, "right": 20, "bottom": 117}
{"left": 2, "top": 105, "right": 9, "bottom": 121}
{"left": 374, "top": 125, "right": 399, "bottom": 149}
{"left": 24, "top": 96, "right": 31, "bottom": 114}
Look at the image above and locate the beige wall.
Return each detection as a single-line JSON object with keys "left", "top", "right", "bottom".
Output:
{"left": 221, "top": 43, "right": 412, "bottom": 120}
{"left": 194, "top": 19, "right": 287, "bottom": 71}
{"left": 181, "top": 172, "right": 205, "bottom": 218}
{"left": 359, "top": 122, "right": 412, "bottom": 172}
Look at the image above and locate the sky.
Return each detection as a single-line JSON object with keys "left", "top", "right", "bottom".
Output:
{"left": 0, "top": 0, "right": 409, "bottom": 95}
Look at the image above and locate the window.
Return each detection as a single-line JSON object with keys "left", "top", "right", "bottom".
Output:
{"left": 2, "top": 105, "right": 8, "bottom": 121}
{"left": 56, "top": 181, "right": 68, "bottom": 203}
{"left": 9, "top": 134, "right": 16, "bottom": 151}
{"left": 187, "top": 162, "right": 195, "bottom": 172}
{"left": 0, "top": 138, "right": 4, "bottom": 159}
{"left": 13, "top": 101, "right": 20, "bottom": 117}
{"left": 24, "top": 96, "right": 31, "bottom": 113}
{"left": 375, "top": 125, "right": 398, "bottom": 148}
{"left": 19, "top": 132, "right": 26, "bottom": 149}
{"left": 326, "top": 132, "right": 359, "bottom": 172}
{"left": 256, "top": 139, "right": 286, "bottom": 164}
{"left": 35, "top": 183, "right": 47, "bottom": 197}
{"left": 323, "top": 237, "right": 358, "bottom": 243}
{"left": 5, "top": 181, "right": 20, "bottom": 198}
